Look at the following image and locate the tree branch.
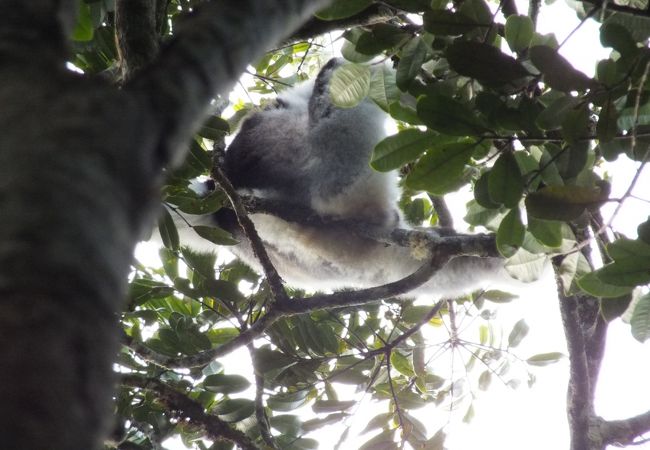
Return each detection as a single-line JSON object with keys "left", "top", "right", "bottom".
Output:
{"left": 125, "top": 0, "right": 331, "bottom": 168}
{"left": 120, "top": 375, "right": 259, "bottom": 450}
{"left": 212, "top": 163, "right": 289, "bottom": 304}
{"left": 556, "top": 285, "right": 593, "bottom": 450}
{"left": 601, "top": 409, "right": 650, "bottom": 446}
{"left": 115, "top": 0, "right": 161, "bottom": 81}
{"left": 287, "top": 3, "right": 397, "bottom": 43}
{"left": 126, "top": 231, "right": 497, "bottom": 369}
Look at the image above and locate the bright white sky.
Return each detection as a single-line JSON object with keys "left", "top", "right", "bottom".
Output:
{"left": 152, "top": 2, "right": 650, "bottom": 449}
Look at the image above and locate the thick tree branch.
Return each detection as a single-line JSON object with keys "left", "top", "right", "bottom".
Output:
{"left": 287, "top": 4, "right": 397, "bottom": 43}
{"left": 601, "top": 409, "right": 650, "bottom": 446}
{"left": 120, "top": 375, "right": 259, "bottom": 450}
{"left": 557, "top": 286, "right": 593, "bottom": 450}
{"left": 239, "top": 195, "right": 498, "bottom": 256}
{"left": 125, "top": 0, "right": 331, "bottom": 168}
{"left": 115, "top": 0, "right": 160, "bottom": 81}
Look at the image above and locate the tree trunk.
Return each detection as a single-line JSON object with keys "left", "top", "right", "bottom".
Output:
{"left": 0, "top": 0, "right": 328, "bottom": 448}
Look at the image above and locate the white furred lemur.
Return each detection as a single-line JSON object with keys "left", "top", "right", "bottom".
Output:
{"left": 180, "top": 58, "right": 524, "bottom": 299}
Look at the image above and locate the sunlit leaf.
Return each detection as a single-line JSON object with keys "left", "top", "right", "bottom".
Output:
{"left": 508, "top": 319, "right": 529, "bottom": 348}
{"left": 631, "top": 293, "right": 650, "bottom": 343}
{"left": 371, "top": 129, "right": 442, "bottom": 172}
{"left": 397, "top": 37, "right": 429, "bottom": 90}
{"left": 193, "top": 225, "right": 238, "bottom": 245}
{"left": 526, "top": 352, "right": 565, "bottom": 366}
{"left": 406, "top": 143, "right": 476, "bottom": 194}
{"left": 527, "top": 217, "right": 562, "bottom": 248}
{"left": 577, "top": 272, "right": 634, "bottom": 298}
{"left": 330, "top": 64, "right": 371, "bottom": 108}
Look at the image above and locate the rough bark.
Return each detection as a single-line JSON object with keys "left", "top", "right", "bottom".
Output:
{"left": 0, "top": 0, "right": 329, "bottom": 448}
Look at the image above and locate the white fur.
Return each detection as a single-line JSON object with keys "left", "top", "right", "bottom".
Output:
{"left": 173, "top": 60, "right": 527, "bottom": 299}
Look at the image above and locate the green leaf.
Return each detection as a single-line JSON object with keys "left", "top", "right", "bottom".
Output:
{"left": 197, "top": 279, "right": 244, "bottom": 303}
{"left": 604, "top": 13, "right": 650, "bottom": 43}
{"left": 607, "top": 237, "right": 650, "bottom": 260}
{"left": 315, "top": 0, "right": 372, "bottom": 20}
{"left": 397, "top": 37, "right": 429, "bottom": 90}
{"left": 488, "top": 152, "right": 524, "bottom": 208}
{"left": 600, "top": 21, "right": 638, "bottom": 56}
{"left": 482, "top": 289, "right": 518, "bottom": 303}
{"left": 536, "top": 95, "right": 579, "bottom": 131}
{"left": 193, "top": 225, "right": 238, "bottom": 246}
{"left": 158, "top": 208, "right": 180, "bottom": 251}
{"left": 474, "top": 171, "right": 500, "bottom": 209}
{"left": 417, "top": 94, "right": 488, "bottom": 136}
{"left": 504, "top": 248, "right": 548, "bottom": 283}
{"left": 617, "top": 101, "right": 650, "bottom": 131}
{"left": 596, "top": 260, "right": 650, "bottom": 287}
{"left": 638, "top": 217, "right": 650, "bottom": 244}
{"left": 526, "top": 352, "right": 565, "bottom": 366}
{"left": 561, "top": 104, "right": 590, "bottom": 144}
{"left": 529, "top": 45, "right": 594, "bottom": 92}
{"left": 525, "top": 184, "right": 610, "bottom": 221}
{"left": 356, "top": 24, "right": 410, "bottom": 55}
{"left": 369, "top": 65, "right": 399, "bottom": 111}
{"left": 505, "top": 15, "right": 534, "bottom": 52}
{"left": 362, "top": 413, "right": 395, "bottom": 434}
{"left": 211, "top": 399, "right": 255, "bottom": 422}
{"left": 312, "top": 400, "right": 356, "bottom": 413}
{"left": 601, "top": 294, "right": 633, "bottom": 322}
{"left": 270, "top": 414, "right": 302, "bottom": 435}
{"left": 275, "top": 437, "right": 319, "bottom": 450}
{"left": 204, "top": 374, "right": 251, "bottom": 394}
{"left": 576, "top": 270, "right": 634, "bottom": 298}
{"left": 255, "top": 346, "right": 297, "bottom": 373}
{"left": 181, "top": 247, "right": 216, "bottom": 280}
{"left": 631, "top": 293, "right": 650, "bottom": 343}
{"left": 497, "top": 208, "right": 525, "bottom": 257}
{"left": 390, "top": 351, "right": 415, "bottom": 377}
{"left": 406, "top": 143, "right": 476, "bottom": 194}
{"left": 527, "top": 217, "right": 563, "bottom": 248}
{"left": 72, "top": 1, "right": 94, "bottom": 41}
{"left": 446, "top": 41, "right": 530, "bottom": 87}
{"left": 371, "top": 129, "right": 439, "bottom": 171}
{"left": 128, "top": 279, "right": 174, "bottom": 305}
{"left": 330, "top": 64, "right": 371, "bottom": 108}
{"left": 268, "top": 390, "right": 312, "bottom": 412}
{"left": 597, "top": 99, "right": 619, "bottom": 143}
{"left": 164, "top": 187, "right": 225, "bottom": 215}
{"left": 508, "top": 319, "right": 529, "bottom": 348}
{"left": 478, "top": 370, "right": 492, "bottom": 391}
{"left": 198, "top": 116, "right": 229, "bottom": 141}
{"left": 423, "top": 9, "right": 479, "bottom": 36}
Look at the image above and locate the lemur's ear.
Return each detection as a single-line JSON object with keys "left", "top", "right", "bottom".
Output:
{"left": 308, "top": 58, "right": 344, "bottom": 122}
